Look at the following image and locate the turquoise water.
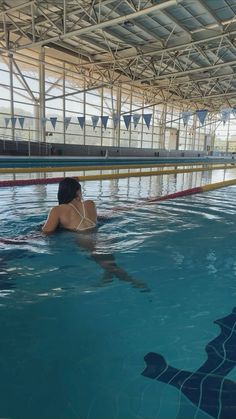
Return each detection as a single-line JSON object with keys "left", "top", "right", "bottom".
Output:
{"left": 0, "top": 156, "right": 228, "bottom": 168}
{"left": 1, "top": 170, "right": 236, "bottom": 419}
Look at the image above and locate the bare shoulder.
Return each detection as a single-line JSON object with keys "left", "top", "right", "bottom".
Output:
{"left": 84, "top": 200, "right": 97, "bottom": 218}
{"left": 49, "top": 205, "right": 60, "bottom": 214}
{"left": 58, "top": 203, "right": 69, "bottom": 211}
{"left": 42, "top": 205, "right": 61, "bottom": 234}
{"left": 49, "top": 204, "right": 68, "bottom": 218}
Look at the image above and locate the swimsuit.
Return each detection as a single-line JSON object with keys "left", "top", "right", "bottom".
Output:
{"left": 68, "top": 202, "right": 96, "bottom": 231}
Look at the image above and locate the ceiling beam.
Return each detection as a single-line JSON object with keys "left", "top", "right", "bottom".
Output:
{"left": 78, "top": 29, "right": 236, "bottom": 67}
{"left": 0, "top": 1, "right": 34, "bottom": 15}
{"left": 14, "top": 0, "right": 181, "bottom": 50}
{"left": 126, "top": 57, "right": 236, "bottom": 84}
{"left": 188, "top": 91, "right": 236, "bottom": 100}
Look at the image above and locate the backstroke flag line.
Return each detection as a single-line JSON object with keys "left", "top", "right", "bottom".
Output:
{"left": 91, "top": 115, "right": 99, "bottom": 130}
{"left": 64, "top": 117, "right": 71, "bottom": 131}
{"left": 101, "top": 115, "right": 109, "bottom": 129}
{"left": 11, "top": 117, "right": 17, "bottom": 128}
{"left": 77, "top": 116, "right": 85, "bottom": 129}
{"left": 220, "top": 108, "right": 231, "bottom": 125}
{"left": 143, "top": 113, "right": 152, "bottom": 129}
{"left": 181, "top": 111, "right": 192, "bottom": 127}
{"left": 196, "top": 109, "right": 208, "bottom": 126}
{"left": 18, "top": 117, "right": 25, "bottom": 129}
{"left": 123, "top": 115, "right": 132, "bottom": 130}
{"left": 133, "top": 114, "right": 141, "bottom": 128}
{"left": 4, "top": 118, "right": 10, "bottom": 128}
{"left": 50, "top": 117, "right": 57, "bottom": 130}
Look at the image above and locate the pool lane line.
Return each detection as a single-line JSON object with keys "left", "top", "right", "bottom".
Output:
{"left": 146, "top": 178, "right": 236, "bottom": 203}
{"left": 96, "top": 178, "right": 236, "bottom": 214}
{"left": 0, "top": 157, "right": 232, "bottom": 169}
{"left": 201, "top": 178, "right": 236, "bottom": 191}
{"left": 0, "top": 177, "right": 66, "bottom": 187}
{"left": 113, "top": 178, "right": 236, "bottom": 212}
{"left": 0, "top": 164, "right": 236, "bottom": 187}
{"left": 0, "top": 161, "right": 235, "bottom": 174}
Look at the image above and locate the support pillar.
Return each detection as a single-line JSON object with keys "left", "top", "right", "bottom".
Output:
{"left": 9, "top": 53, "right": 15, "bottom": 141}
{"left": 39, "top": 48, "right": 46, "bottom": 147}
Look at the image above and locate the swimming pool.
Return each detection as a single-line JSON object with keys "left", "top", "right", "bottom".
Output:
{"left": 1, "top": 169, "right": 236, "bottom": 419}
{"left": 0, "top": 156, "right": 231, "bottom": 169}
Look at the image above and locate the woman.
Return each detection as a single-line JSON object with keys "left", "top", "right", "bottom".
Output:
{"left": 42, "top": 177, "right": 97, "bottom": 234}
{"left": 42, "top": 177, "right": 149, "bottom": 291}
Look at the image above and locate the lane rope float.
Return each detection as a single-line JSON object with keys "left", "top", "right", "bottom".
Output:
{"left": 0, "top": 164, "right": 236, "bottom": 187}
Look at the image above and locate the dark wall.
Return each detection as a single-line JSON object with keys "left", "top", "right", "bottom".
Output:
{"left": 0, "top": 138, "right": 207, "bottom": 158}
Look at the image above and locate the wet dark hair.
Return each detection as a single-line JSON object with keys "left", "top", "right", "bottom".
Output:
{"left": 57, "top": 177, "right": 81, "bottom": 204}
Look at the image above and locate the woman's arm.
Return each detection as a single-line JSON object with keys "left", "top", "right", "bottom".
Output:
{"left": 42, "top": 207, "right": 60, "bottom": 234}
{"left": 86, "top": 200, "right": 97, "bottom": 222}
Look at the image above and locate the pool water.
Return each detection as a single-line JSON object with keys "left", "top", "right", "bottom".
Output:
{"left": 1, "top": 170, "right": 236, "bottom": 419}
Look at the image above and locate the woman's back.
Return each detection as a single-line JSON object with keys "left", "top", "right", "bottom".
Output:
{"left": 42, "top": 197, "right": 97, "bottom": 234}
{"left": 60, "top": 199, "right": 96, "bottom": 232}
{"left": 58, "top": 199, "right": 97, "bottom": 231}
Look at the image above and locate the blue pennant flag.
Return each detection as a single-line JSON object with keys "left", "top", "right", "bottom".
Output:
{"left": 91, "top": 115, "right": 99, "bottom": 130}
{"left": 64, "top": 117, "right": 71, "bottom": 131}
{"left": 11, "top": 117, "right": 17, "bottom": 128}
{"left": 181, "top": 111, "right": 192, "bottom": 127}
{"left": 50, "top": 117, "right": 57, "bottom": 130}
{"left": 41, "top": 117, "right": 48, "bottom": 127}
{"left": 18, "top": 117, "right": 25, "bottom": 129}
{"left": 77, "top": 116, "right": 85, "bottom": 129}
{"left": 4, "top": 118, "right": 10, "bottom": 128}
{"left": 232, "top": 108, "right": 236, "bottom": 118}
{"left": 220, "top": 108, "right": 231, "bottom": 125}
{"left": 112, "top": 114, "right": 120, "bottom": 129}
{"left": 123, "top": 115, "right": 132, "bottom": 130}
{"left": 143, "top": 113, "right": 152, "bottom": 129}
{"left": 196, "top": 109, "right": 208, "bottom": 126}
{"left": 101, "top": 115, "right": 109, "bottom": 129}
{"left": 133, "top": 114, "right": 141, "bottom": 128}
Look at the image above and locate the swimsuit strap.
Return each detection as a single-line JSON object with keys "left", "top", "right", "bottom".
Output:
{"left": 81, "top": 201, "right": 86, "bottom": 218}
{"left": 80, "top": 201, "right": 96, "bottom": 228}
{"left": 69, "top": 202, "right": 96, "bottom": 231}
{"left": 68, "top": 202, "right": 83, "bottom": 218}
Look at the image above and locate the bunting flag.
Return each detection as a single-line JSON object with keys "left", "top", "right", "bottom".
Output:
{"left": 113, "top": 114, "right": 120, "bottom": 129}
{"left": 11, "top": 117, "right": 17, "bottom": 128}
{"left": 41, "top": 117, "right": 48, "bottom": 127}
{"left": 4, "top": 118, "right": 10, "bottom": 128}
{"left": 77, "top": 116, "right": 85, "bottom": 129}
{"left": 64, "top": 117, "right": 71, "bottom": 131}
{"left": 123, "top": 114, "right": 132, "bottom": 130}
{"left": 143, "top": 113, "right": 152, "bottom": 129}
{"left": 91, "top": 115, "right": 99, "bottom": 130}
{"left": 133, "top": 114, "right": 141, "bottom": 128}
{"left": 181, "top": 111, "right": 192, "bottom": 127}
{"left": 101, "top": 115, "right": 109, "bottom": 129}
{"left": 232, "top": 108, "right": 236, "bottom": 118}
{"left": 18, "top": 117, "right": 25, "bottom": 129}
{"left": 220, "top": 108, "right": 231, "bottom": 125}
{"left": 50, "top": 117, "right": 57, "bottom": 130}
{"left": 196, "top": 109, "right": 208, "bottom": 126}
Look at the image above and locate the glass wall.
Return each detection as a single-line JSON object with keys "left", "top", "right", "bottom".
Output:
{"left": 0, "top": 47, "right": 233, "bottom": 152}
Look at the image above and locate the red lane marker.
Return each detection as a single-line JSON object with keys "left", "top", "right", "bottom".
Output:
{"left": 147, "top": 186, "right": 203, "bottom": 203}
{"left": 0, "top": 177, "right": 65, "bottom": 187}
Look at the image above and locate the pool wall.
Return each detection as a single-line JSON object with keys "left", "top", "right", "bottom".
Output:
{"left": 0, "top": 138, "right": 207, "bottom": 158}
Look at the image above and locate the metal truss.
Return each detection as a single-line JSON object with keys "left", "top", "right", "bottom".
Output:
{"left": 1, "top": 0, "right": 236, "bottom": 110}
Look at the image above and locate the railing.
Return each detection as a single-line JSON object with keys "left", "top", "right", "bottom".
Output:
{"left": 0, "top": 134, "right": 51, "bottom": 156}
